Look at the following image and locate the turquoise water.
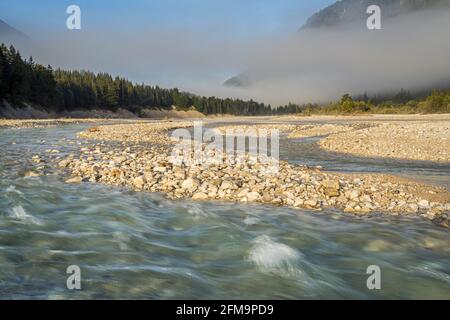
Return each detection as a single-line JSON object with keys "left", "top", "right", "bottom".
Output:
{"left": 0, "top": 124, "right": 449, "bottom": 299}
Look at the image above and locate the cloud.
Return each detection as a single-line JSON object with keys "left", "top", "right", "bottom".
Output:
{"left": 220, "top": 8, "right": 450, "bottom": 104}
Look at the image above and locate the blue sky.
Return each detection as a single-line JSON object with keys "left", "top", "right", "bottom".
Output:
{"left": 1, "top": 0, "right": 334, "bottom": 37}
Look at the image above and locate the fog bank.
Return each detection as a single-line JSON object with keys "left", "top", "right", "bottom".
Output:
{"left": 27, "top": 9, "right": 450, "bottom": 105}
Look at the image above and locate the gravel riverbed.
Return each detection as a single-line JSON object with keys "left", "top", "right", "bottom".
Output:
{"left": 29, "top": 121, "right": 450, "bottom": 228}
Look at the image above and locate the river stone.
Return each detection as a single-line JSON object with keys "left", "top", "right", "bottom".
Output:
{"left": 113, "top": 156, "right": 127, "bottom": 164}
{"left": 418, "top": 199, "right": 430, "bottom": 209}
{"left": 210, "top": 178, "right": 222, "bottom": 186}
{"left": 304, "top": 199, "right": 318, "bottom": 208}
{"left": 247, "top": 192, "right": 261, "bottom": 202}
{"left": 322, "top": 179, "right": 340, "bottom": 197}
{"left": 32, "top": 156, "right": 42, "bottom": 163}
{"left": 221, "top": 180, "right": 239, "bottom": 190}
{"left": 173, "top": 170, "right": 186, "bottom": 180}
{"left": 346, "top": 190, "right": 360, "bottom": 200}
{"left": 66, "top": 176, "right": 83, "bottom": 183}
{"left": 262, "top": 192, "right": 272, "bottom": 202}
{"left": 153, "top": 166, "right": 167, "bottom": 173}
{"left": 425, "top": 211, "right": 436, "bottom": 219}
{"left": 293, "top": 199, "right": 304, "bottom": 207}
{"left": 237, "top": 188, "right": 249, "bottom": 198}
{"left": 357, "top": 207, "right": 371, "bottom": 213}
{"left": 109, "top": 168, "right": 123, "bottom": 178}
{"left": 408, "top": 203, "right": 419, "bottom": 213}
{"left": 25, "top": 171, "right": 40, "bottom": 177}
{"left": 132, "top": 176, "right": 146, "bottom": 189}
{"left": 344, "top": 206, "right": 355, "bottom": 213}
{"left": 58, "top": 159, "right": 70, "bottom": 168}
{"left": 192, "top": 192, "right": 208, "bottom": 200}
{"left": 181, "top": 178, "right": 200, "bottom": 192}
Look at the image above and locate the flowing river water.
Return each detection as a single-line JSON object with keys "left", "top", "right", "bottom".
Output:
{"left": 0, "top": 122, "right": 449, "bottom": 299}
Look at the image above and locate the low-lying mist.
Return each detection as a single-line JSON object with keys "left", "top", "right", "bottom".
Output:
{"left": 29, "top": 8, "right": 450, "bottom": 105}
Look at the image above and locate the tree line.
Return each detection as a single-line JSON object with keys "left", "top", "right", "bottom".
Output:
{"left": 1, "top": 44, "right": 449, "bottom": 117}
{"left": 299, "top": 89, "right": 450, "bottom": 115}
{"left": 274, "top": 88, "right": 450, "bottom": 115}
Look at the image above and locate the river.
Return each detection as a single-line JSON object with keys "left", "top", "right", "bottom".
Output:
{"left": 0, "top": 123, "right": 449, "bottom": 299}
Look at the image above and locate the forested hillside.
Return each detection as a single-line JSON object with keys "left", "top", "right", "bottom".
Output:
{"left": 0, "top": 44, "right": 273, "bottom": 116}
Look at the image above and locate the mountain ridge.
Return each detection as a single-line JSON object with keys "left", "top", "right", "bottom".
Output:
{"left": 301, "top": 0, "right": 449, "bottom": 30}
{"left": 0, "top": 19, "right": 32, "bottom": 47}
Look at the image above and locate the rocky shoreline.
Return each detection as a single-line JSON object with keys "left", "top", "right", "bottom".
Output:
{"left": 34, "top": 121, "right": 450, "bottom": 228}
{"left": 0, "top": 118, "right": 107, "bottom": 129}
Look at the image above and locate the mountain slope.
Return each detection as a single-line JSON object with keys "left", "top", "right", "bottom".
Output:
{"left": 0, "top": 19, "right": 31, "bottom": 46}
{"left": 301, "top": 0, "right": 449, "bottom": 29}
